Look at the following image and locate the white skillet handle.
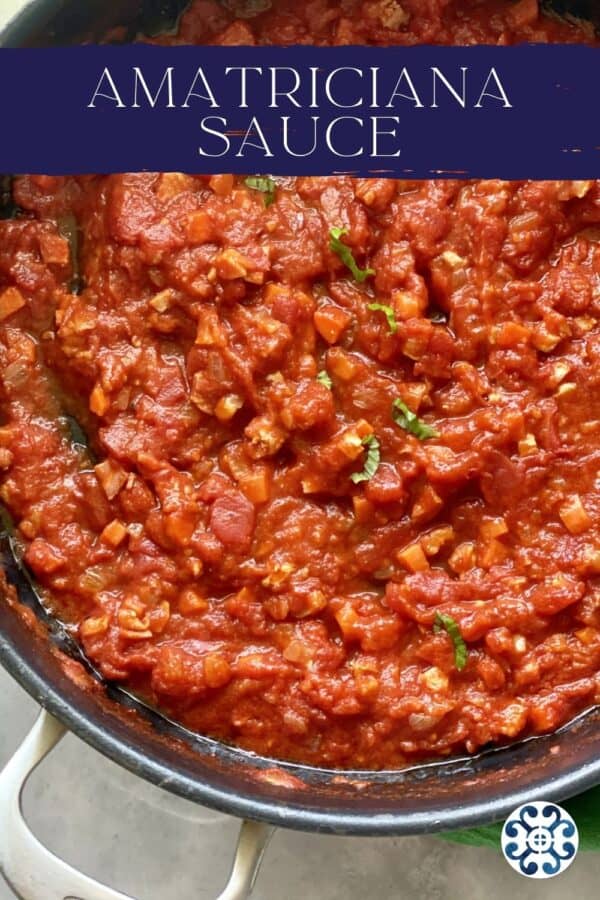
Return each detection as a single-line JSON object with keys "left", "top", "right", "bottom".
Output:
{"left": 0, "top": 710, "right": 274, "bottom": 900}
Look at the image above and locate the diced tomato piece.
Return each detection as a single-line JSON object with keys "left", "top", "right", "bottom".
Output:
{"left": 210, "top": 490, "right": 255, "bottom": 549}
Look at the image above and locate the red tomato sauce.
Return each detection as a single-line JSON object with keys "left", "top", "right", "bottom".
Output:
{"left": 168, "top": 0, "right": 597, "bottom": 45}
{"left": 1, "top": 3, "right": 600, "bottom": 769}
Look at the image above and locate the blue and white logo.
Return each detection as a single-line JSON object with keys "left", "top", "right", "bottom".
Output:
{"left": 501, "top": 801, "right": 579, "bottom": 878}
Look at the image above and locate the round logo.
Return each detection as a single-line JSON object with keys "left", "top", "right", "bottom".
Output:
{"left": 501, "top": 801, "right": 579, "bottom": 879}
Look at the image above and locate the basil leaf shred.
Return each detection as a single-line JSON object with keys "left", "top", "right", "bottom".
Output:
{"left": 433, "top": 612, "right": 468, "bottom": 671}
{"left": 368, "top": 302, "right": 398, "bottom": 334}
{"left": 350, "top": 434, "right": 380, "bottom": 484}
{"left": 245, "top": 176, "right": 276, "bottom": 207}
{"left": 329, "top": 226, "right": 375, "bottom": 283}
{"left": 392, "top": 398, "right": 439, "bottom": 440}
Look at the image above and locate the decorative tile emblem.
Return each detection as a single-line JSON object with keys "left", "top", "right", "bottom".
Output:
{"left": 501, "top": 801, "right": 579, "bottom": 879}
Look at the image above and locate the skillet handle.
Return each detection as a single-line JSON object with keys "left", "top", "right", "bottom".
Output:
{"left": 0, "top": 710, "right": 274, "bottom": 900}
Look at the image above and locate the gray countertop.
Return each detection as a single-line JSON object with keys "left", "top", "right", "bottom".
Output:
{"left": 0, "top": 2, "right": 599, "bottom": 896}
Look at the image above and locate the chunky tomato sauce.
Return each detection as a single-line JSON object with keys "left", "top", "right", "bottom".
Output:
{"left": 1, "top": 2, "right": 600, "bottom": 769}
{"left": 166, "top": 0, "right": 597, "bottom": 45}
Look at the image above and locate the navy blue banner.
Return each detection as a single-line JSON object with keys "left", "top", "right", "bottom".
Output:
{"left": 0, "top": 44, "right": 598, "bottom": 177}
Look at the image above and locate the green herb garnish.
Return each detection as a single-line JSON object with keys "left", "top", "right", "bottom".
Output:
{"left": 350, "top": 434, "right": 380, "bottom": 484}
{"left": 433, "top": 612, "right": 468, "bottom": 671}
{"left": 316, "top": 370, "right": 333, "bottom": 389}
{"left": 392, "top": 398, "right": 439, "bottom": 440}
{"left": 368, "top": 302, "right": 398, "bottom": 334}
{"left": 245, "top": 176, "right": 276, "bottom": 207}
{"left": 329, "top": 227, "right": 375, "bottom": 283}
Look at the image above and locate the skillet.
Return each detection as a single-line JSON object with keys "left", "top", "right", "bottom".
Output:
{"left": 1, "top": 2, "right": 600, "bottom": 897}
